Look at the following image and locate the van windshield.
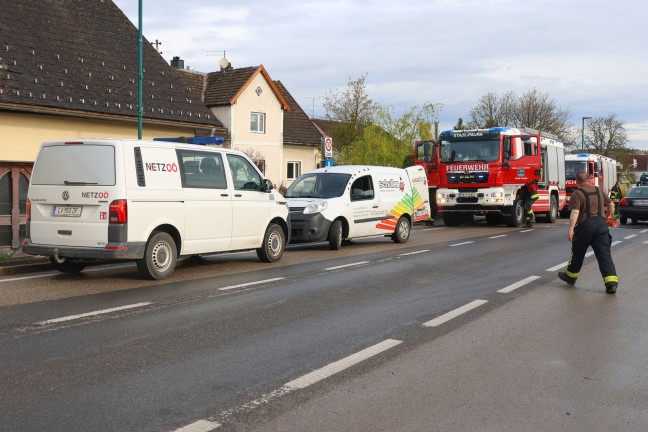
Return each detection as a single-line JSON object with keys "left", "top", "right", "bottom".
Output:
{"left": 285, "top": 173, "right": 351, "bottom": 198}
{"left": 31, "top": 145, "right": 116, "bottom": 186}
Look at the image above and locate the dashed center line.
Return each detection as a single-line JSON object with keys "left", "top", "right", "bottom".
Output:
{"left": 498, "top": 276, "right": 541, "bottom": 293}
{"left": 422, "top": 299, "right": 488, "bottom": 327}
{"left": 624, "top": 234, "right": 638, "bottom": 240}
{"left": 399, "top": 250, "right": 429, "bottom": 256}
{"left": 283, "top": 339, "right": 402, "bottom": 390}
{"left": 324, "top": 261, "right": 370, "bottom": 271}
{"left": 218, "top": 277, "right": 285, "bottom": 291}
{"left": 489, "top": 235, "right": 507, "bottom": 239}
{"left": 173, "top": 419, "right": 220, "bottom": 432}
{"left": 36, "top": 302, "right": 153, "bottom": 325}
{"left": 449, "top": 241, "right": 474, "bottom": 247}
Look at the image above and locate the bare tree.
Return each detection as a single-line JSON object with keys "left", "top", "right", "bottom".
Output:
{"left": 585, "top": 114, "right": 629, "bottom": 158}
{"left": 467, "top": 88, "right": 571, "bottom": 140}
{"left": 514, "top": 88, "right": 571, "bottom": 137}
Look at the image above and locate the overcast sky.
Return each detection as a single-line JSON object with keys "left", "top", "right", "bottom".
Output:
{"left": 114, "top": 0, "right": 648, "bottom": 150}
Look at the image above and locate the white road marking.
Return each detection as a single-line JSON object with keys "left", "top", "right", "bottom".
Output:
{"left": 498, "top": 276, "right": 541, "bottom": 294}
{"left": 218, "top": 277, "right": 285, "bottom": 291}
{"left": 283, "top": 339, "right": 402, "bottom": 390}
{"left": 172, "top": 419, "right": 220, "bottom": 432}
{"left": 36, "top": 302, "right": 153, "bottom": 325}
{"left": 611, "top": 240, "right": 622, "bottom": 247}
{"left": 324, "top": 261, "right": 370, "bottom": 271}
{"left": 489, "top": 235, "right": 507, "bottom": 239}
{"left": 585, "top": 251, "right": 595, "bottom": 257}
{"left": 520, "top": 229, "right": 534, "bottom": 232}
{"left": 624, "top": 234, "right": 638, "bottom": 240}
{"left": 640, "top": 229, "right": 648, "bottom": 234}
{"left": 399, "top": 250, "right": 429, "bottom": 256}
{"left": 422, "top": 299, "right": 488, "bottom": 327}
{"left": 449, "top": 241, "right": 474, "bottom": 247}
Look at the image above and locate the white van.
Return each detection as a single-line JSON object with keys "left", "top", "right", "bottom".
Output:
{"left": 22, "top": 138, "right": 290, "bottom": 280}
{"left": 284, "top": 165, "right": 431, "bottom": 249}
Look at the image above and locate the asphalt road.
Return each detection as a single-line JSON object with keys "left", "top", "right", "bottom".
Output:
{"left": 1, "top": 220, "right": 646, "bottom": 432}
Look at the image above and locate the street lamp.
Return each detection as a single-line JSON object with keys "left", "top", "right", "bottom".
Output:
{"left": 581, "top": 116, "right": 591, "bottom": 151}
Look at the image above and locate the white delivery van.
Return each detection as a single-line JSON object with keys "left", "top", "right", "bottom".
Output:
{"left": 22, "top": 138, "right": 290, "bottom": 280}
{"left": 284, "top": 165, "right": 431, "bottom": 249}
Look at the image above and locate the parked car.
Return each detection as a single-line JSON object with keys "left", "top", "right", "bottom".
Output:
{"left": 618, "top": 186, "right": 648, "bottom": 225}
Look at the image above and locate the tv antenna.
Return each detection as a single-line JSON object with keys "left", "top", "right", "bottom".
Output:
{"left": 151, "top": 39, "right": 162, "bottom": 54}
{"left": 207, "top": 50, "right": 230, "bottom": 69}
{"left": 305, "top": 96, "right": 322, "bottom": 118}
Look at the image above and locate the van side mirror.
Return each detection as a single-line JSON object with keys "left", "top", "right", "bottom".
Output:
{"left": 261, "top": 179, "right": 274, "bottom": 192}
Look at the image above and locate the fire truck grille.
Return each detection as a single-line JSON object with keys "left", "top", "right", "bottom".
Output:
{"left": 447, "top": 172, "right": 489, "bottom": 184}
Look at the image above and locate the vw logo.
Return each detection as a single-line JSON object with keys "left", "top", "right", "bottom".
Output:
{"left": 62, "top": 190, "right": 69, "bottom": 201}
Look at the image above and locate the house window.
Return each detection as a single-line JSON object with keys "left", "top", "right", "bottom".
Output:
{"left": 250, "top": 112, "right": 265, "bottom": 134}
{"left": 287, "top": 161, "right": 301, "bottom": 180}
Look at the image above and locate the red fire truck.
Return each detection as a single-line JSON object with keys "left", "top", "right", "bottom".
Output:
{"left": 563, "top": 153, "right": 618, "bottom": 216}
{"left": 414, "top": 127, "right": 567, "bottom": 227}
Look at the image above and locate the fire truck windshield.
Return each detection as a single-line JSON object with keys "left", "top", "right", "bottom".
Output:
{"left": 565, "top": 161, "right": 587, "bottom": 180}
{"left": 439, "top": 139, "right": 499, "bottom": 163}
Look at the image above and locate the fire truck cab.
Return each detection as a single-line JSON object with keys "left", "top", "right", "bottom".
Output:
{"left": 424, "top": 127, "right": 566, "bottom": 228}
{"left": 563, "top": 153, "right": 618, "bottom": 215}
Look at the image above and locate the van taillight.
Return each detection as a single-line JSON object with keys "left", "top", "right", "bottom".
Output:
{"left": 109, "top": 199, "right": 127, "bottom": 224}
{"left": 26, "top": 198, "right": 31, "bottom": 222}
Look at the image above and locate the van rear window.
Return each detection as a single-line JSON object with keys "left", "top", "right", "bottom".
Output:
{"left": 31, "top": 145, "right": 116, "bottom": 186}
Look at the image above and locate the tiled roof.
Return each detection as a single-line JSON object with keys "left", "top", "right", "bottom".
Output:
{"left": 274, "top": 81, "right": 322, "bottom": 147}
{"left": 0, "top": 0, "right": 224, "bottom": 130}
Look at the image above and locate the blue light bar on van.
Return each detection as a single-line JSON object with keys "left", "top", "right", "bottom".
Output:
{"left": 153, "top": 136, "right": 224, "bottom": 145}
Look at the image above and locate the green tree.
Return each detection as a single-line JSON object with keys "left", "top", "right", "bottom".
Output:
{"left": 322, "top": 73, "right": 376, "bottom": 160}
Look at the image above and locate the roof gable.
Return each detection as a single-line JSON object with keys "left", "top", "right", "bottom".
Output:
{"left": 204, "top": 65, "right": 289, "bottom": 110}
{"left": 0, "top": 0, "right": 223, "bottom": 129}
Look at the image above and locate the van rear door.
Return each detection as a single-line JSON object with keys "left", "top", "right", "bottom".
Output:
{"left": 405, "top": 166, "right": 432, "bottom": 222}
{"left": 28, "top": 142, "right": 117, "bottom": 248}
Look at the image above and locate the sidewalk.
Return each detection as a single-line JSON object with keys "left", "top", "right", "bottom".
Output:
{"left": 250, "top": 242, "right": 648, "bottom": 432}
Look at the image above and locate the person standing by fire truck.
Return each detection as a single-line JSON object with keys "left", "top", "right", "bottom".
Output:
{"left": 609, "top": 180, "right": 623, "bottom": 216}
{"left": 559, "top": 171, "right": 618, "bottom": 294}
{"left": 521, "top": 179, "right": 539, "bottom": 228}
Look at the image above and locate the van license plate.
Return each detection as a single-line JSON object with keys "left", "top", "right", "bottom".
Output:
{"left": 52, "top": 206, "right": 82, "bottom": 217}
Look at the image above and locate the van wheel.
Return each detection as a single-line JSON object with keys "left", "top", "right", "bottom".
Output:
{"left": 620, "top": 216, "right": 627, "bottom": 225}
{"left": 137, "top": 231, "right": 177, "bottom": 280}
{"left": 328, "top": 220, "right": 343, "bottom": 250}
{"left": 392, "top": 216, "right": 411, "bottom": 243}
{"left": 50, "top": 257, "right": 86, "bottom": 274}
{"left": 257, "top": 223, "right": 285, "bottom": 263}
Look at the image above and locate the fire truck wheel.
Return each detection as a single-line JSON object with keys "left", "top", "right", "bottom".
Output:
{"left": 442, "top": 212, "right": 460, "bottom": 227}
{"left": 485, "top": 213, "right": 502, "bottom": 225}
{"left": 506, "top": 199, "right": 525, "bottom": 228}
{"left": 547, "top": 195, "right": 558, "bottom": 223}
{"left": 392, "top": 216, "right": 411, "bottom": 243}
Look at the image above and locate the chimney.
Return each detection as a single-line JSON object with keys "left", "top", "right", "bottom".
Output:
{"left": 170, "top": 56, "right": 184, "bottom": 69}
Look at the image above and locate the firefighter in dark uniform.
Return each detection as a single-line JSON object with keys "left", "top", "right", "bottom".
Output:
{"left": 609, "top": 180, "right": 623, "bottom": 216}
{"left": 521, "top": 179, "right": 539, "bottom": 228}
{"left": 559, "top": 171, "right": 619, "bottom": 294}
